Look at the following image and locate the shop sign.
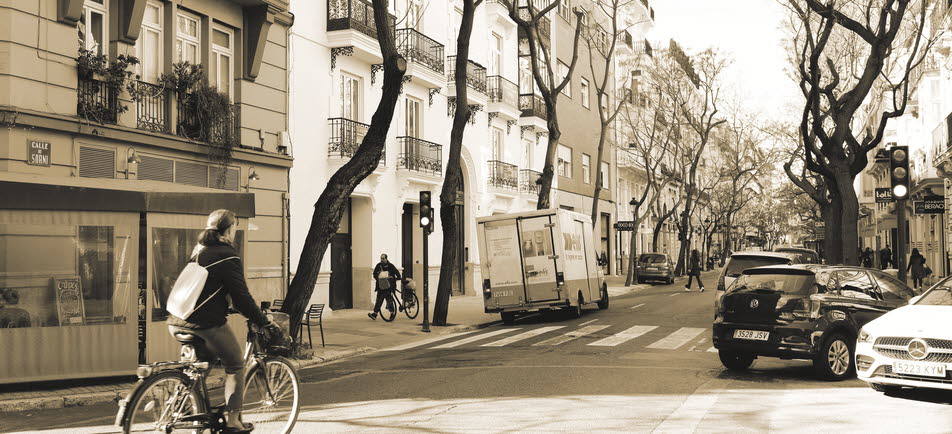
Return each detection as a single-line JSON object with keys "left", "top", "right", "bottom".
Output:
{"left": 914, "top": 198, "right": 945, "bottom": 214}
{"left": 614, "top": 221, "right": 635, "bottom": 231}
{"left": 54, "top": 277, "right": 86, "bottom": 325}
{"left": 875, "top": 188, "right": 893, "bottom": 203}
{"left": 27, "top": 140, "right": 51, "bottom": 166}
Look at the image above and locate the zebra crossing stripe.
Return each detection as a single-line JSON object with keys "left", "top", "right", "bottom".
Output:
{"left": 481, "top": 326, "right": 566, "bottom": 347}
{"left": 431, "top": 328, "right": 519, "bottom": 349}
{"left": 646, "top": 327, "right": 707, "bottom": 350}
{"left": 382, "top": 330, "right": 478, "bottom": 351}
{"left": 588, "top": 325, "right": 658, "bottom": 347}
{"left": 532, "top": 325, "right": 611, "bottom": 346}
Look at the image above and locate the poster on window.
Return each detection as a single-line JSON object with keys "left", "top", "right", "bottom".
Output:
{"left": 54, "top": 277, "right": 86, "bottom": 325}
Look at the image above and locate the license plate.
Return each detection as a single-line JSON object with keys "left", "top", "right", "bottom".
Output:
{"left": 733, "top": 329, "right": 769, "bottom": 341}
{"left": 893, "top": 361, "right": 947, "bottom": 378}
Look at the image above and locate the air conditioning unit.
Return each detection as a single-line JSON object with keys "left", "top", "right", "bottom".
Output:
{"left": 277, "top": 131, "right": 292, "bottom": 156}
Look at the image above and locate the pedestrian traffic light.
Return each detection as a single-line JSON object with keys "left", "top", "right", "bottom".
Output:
{"left": 419, "top": 190, "right": 433, "bottom": 231}
{"left": 889, "top": 146, "right": 909, "bottom": 200}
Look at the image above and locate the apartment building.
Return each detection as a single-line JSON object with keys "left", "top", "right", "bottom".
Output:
{"left": 0, "top": 0, "right": 293, "bottom": 383}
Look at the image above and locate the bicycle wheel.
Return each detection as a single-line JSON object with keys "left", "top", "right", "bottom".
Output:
{"left": 122, "top": 370, "right": 206, "bottom": 434}
{"left": 380, "top": 293, "right": 397, "bottom": 322}
{"left": 242, "top": 356, "right": 301, "bottom": 434}
{"left": 403, "top": 291, "right": 419, "bottom": 319}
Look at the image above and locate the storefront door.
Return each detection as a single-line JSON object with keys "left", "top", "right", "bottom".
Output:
{"left": 329, "top": 234, "right": 353, "bottom": 309}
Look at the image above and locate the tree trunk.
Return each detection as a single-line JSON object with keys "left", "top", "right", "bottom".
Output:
{"left": 537, "top": 103, "right": 561, "bottom": 209}
{"left": 433, "top": 0, "right": 478, "bottom": 326}
{"left": 590, "top": 127, "right": 608, "bottom": 225}
{"left": 834, "top": 169, "right": 860, "bottom": 266}
{"left": 282, "top": 0, "right": 405, "bottom": 339}
{"left": 624, "top": 214, "right": 639, "bottom": 286}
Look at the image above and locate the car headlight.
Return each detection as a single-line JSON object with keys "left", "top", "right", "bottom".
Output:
{"left": 857, "top": 328, "right": 872, "bottom": 343}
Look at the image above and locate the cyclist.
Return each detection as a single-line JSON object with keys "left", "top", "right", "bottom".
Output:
{"left": 368, "top": 253, "right": 401, "bottom": 320}
{"left": 167, "top": 209, "right": 278, "bottom": 433}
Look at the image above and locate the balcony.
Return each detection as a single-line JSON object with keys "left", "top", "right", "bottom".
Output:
{"left": 134, "top": 81, "right": 169, "bottom": 133}
{"left": 518, "top": 7, "right": 550, "bottom": 40}
{"left": 77, "top": 77, "right": 119, "bottom": 124}
{"left": 520, "top": 169, "right": 542, "bottom": 195}
{"left": 177, "top": 97, "right": 240, "bottom": 147}
{"left": 398, "top": 136, "right": 442, "bottom": 176}
{"left": 488, "top": 160, "right": 519, "bottom": 190}
{"left": 634, "top": 39, "right": 653, "bottom": 57}
{"left": 519, "top": 93, "right": 547, "bottom": 120}
{"left": 487, "top": 75, "right": 520, "bottom": 120}
{"left": 396, "top": 28, "right": 445, "bottom": 87}
{"left": 447, "top": 56, "right": 488, "bottom": 94}
{"left": 326, "top": 0, "right": 396, "bottom": 63}
{"left": 328, "top": 117, "right": 385, "bottom": 166}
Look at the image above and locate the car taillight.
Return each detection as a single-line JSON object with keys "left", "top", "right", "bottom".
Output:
{"left": 482, "top": 279, "right": 491, "bottom": 298}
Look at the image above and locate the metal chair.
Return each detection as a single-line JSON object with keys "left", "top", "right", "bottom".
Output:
{"left": 296, "top": 304, "right": 325, "bottom": 348}
{"left": 271, "top": 299, "right": 284, "bottom": 311}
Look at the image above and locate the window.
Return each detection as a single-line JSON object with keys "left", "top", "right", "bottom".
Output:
{"left": 405, "top": 96, "right": 423, "bottom": 137}
{"left": 600, "top": 162, "right": 610, "bottom": 188}
{"left": 211, "top": 25, "right": 234, "bottom": 98}
{"left": 80, "top": 0, "right": 108, "bottom": 55}
{"left": 340, "top": 73, "right": 361, "bottom": 120}
{"left": 871, "top": 271, "right": 915, "bottom": 302}
{"left": 559, "top": 0, "right": 571, "bottom": 19}
{"left": 491, "top": 127, "right": 504, "bottom": 161}
{"left": 136, "top": 1, "right": 163, "bottom": 83}
{"left": 523, "top": 138, "right": 532, "bottom": 168}
{"left": 490, "top": 33, "right": 503, "bottom": 76}
{"left": 580, "top": 77, "right": 590, "bottom": 108}
{"left": 834, "top": 270, "right": 880, "bottom": 301}
{"left": 557, "top": 145, "right": 572, "bottom": 178}
{"left": 175, "top": 11, "right": 200, "bottom": 64}
{"left": 406, "top": 0, "right": 422, "bottom": 29}
{"left": 558, "top": 61, "right": 571, "bottom": 97}
{"left": 581, "top": 153, "right": 591, "bottom": 183}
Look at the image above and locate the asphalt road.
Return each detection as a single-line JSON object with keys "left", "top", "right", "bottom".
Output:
{"left": 5, "top": 280, "right": 952, "bottom": 433}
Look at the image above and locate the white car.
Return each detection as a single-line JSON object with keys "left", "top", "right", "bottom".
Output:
{"left": 856, "top": 278, "right": 952, "bottom": 393}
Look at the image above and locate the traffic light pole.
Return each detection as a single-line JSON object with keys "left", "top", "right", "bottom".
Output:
{"left": 897, "top": 199, "right": 906, "bottom": 283}
{"left": 422, "top": 227, "right": 430, "bottom": 332}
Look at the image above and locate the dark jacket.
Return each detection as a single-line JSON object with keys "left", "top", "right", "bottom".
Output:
{"left": 168, "top": 241, "right": 269, "bottom": 330}
{"left": 688, "top": 255, "right": 701, "bottom": 276}
{"left": 908, "top": 255, "right": 927, "bottom": 278}
{"left": 373, "top": 261, "right": 402, "bottom": 292}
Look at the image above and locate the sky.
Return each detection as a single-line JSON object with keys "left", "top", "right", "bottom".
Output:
{"left": 648, "top": 0, "right": 801, "bottom": 122}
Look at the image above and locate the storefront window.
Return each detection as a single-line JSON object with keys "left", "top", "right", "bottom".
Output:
{"left": 0, "top": 224, "right": 131, "bottom": 328}
{"left": 151, "top": 228, "right": 244, "bottom": 321}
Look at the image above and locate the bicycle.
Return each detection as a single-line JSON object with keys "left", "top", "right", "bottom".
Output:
{"left": 116, "top": 309, "right": 300, "bottom": 433}
{"left": 380, "top": 279, "right": 419, "bottom": 322}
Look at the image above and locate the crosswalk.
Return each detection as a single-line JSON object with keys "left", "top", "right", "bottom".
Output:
{"left": 383, "top": 323, "right": 717, "bottom": 353}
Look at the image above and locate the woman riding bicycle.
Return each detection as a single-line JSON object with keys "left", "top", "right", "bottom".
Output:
{"left": 167, "top": 209, "right": 276, "bottom": 433}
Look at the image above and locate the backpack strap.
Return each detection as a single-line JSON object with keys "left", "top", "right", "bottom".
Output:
{"left": 184, "top": 256, "right": 238, "bottom": 318}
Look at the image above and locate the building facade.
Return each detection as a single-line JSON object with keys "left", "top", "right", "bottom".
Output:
{"left": 0, "top": 0, "right": 293, "bottom": 384}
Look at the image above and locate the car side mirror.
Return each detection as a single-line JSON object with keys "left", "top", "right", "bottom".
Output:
{"left": 908, "top": 295, "right": 921, "bottom": 305}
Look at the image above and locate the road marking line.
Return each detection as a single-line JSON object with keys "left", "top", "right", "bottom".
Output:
{"left": 647, "top": 327, "right": 707, "bottom": 350}
{"left": 580, "top": 319, "right": 599, "bottom": 326}
{"left": 652, "top": 378, "right": 732, "bottom": 433}
{"left": 707, "top": 346, "right": 717, "bottom": 353}
{"left": 480, "top": 326, "right": 566, "bottom": 347}
{"left": 669, "top": 293, "right": 681, "bottom": 297}
{"left": 431, "top": 328, "right": 519, "bottom": 349}
{"left": 382, "top": 330, "right": 478, "bottom": 351}
{"left": 588, "top": 325, "right": 658, "bottom": 347}
{"left": 630, "top": 303, "right": 646, "bottom": 310}
{"left": 533, "top": 325, "right": 611, "bottom": 346}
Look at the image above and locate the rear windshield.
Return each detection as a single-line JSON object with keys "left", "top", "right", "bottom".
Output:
{"left": 775, "top": 249, "right": 818, "bottom": 264}
{"left": 725, "top": 256, "right": 791, "bottom": 277}
{"left": 728, "top": 274, "right": 815, "bottom": 295}
{"left": 917, "top": 280, "right": 952, "bottom": 306}
{"left": 639, "top": 254, "right": 666, "bottom": 263}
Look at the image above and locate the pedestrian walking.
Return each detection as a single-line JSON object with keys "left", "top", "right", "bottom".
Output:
{"left": 684, "top": 249, "right": 705, "bottom": 292}
{"left": 907, "top": 248, "right": 928, "bottom": 290}
{"left": 862, "top": 247, "right": 873, "bottom": 268}
{"left": 368, "top": 253, "right": 402, "bottom": 320}
{"left": 880, "top": 245, "right": 892, "bottom": 269}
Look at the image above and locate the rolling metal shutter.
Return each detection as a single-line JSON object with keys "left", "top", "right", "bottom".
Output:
{"left": 78, "top": 146, "right": 116, "bottom": 178}
{"left": 174, "top": 160, "right": 208, "bottom": 187}
{"left": 138, "top": 155, "right": 174, "bottom": 182}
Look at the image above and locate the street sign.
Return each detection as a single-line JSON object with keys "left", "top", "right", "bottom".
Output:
{"left": 614, "top": 220, "right": 635, "bottom": 231}
{"left": 875, "top": 188, "right": 894, "bottom": 203}
{"left": 27, "top": 140, "right": 51, "bottom": 166}
{"left": 914, "top": 198, "right": 945, "bottom": 214}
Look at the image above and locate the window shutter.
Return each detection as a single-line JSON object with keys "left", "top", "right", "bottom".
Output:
{"left": 139, "top": 155, "right": 174, "bottom": 182}
{"left": 174, "top": 160, "right": 208, "bottom": 187}
{"left": 78, "top": 146, "right": 116, "bottom": 178}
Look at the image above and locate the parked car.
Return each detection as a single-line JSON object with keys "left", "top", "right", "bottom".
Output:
{"left": 713, "top": 265, "right": 915, "bottom": 380}
{"left": 636, "top": 253, "right": 674, "bottom": 284}
{"left": 715, "top": 251, "right": 796, "bottom": 305}
{"left": 773, "top": 246, "right": 821, "bottom": 264}
{"left": 856, "top": 276, "right": 952, "bottom": 393}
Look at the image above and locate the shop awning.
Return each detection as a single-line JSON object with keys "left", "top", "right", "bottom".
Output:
{"left": 0, "top": 172, "right": 254, "bottom": 217}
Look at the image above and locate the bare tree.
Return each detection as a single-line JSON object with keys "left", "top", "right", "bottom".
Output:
{"left": 508, "top": 1, "right": 585, "bottom": 209}
{"left": 785, "top": 0, "right": 936, "bottom": 265}
{"left": 433, "top": 0, "right": 482, "bottom": 326}
{"left": 282, "top": 0, "right": 406, "bottom": 338}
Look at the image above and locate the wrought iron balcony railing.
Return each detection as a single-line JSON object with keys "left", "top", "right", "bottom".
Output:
{"left": 488, "top": 76, "right": 518, "bottom": 107}
{"left": 327, "top": 0, "right": 396, "bottom": 40}
{"left": 328, "top": 117, "right": 385, "bottom": 165}
{"left": 520, "top": 168, "right": 542, "bottom": 194}
{"left": 176, "top": 97, "right": 240, "bottom": 147}
{"left": 396, "top": 28, "right": 444, "bottom": 74}
{"left": 398, "top": 136, "right": 442, "bottom": 175}
{"left": 446, "top": 56, "right": 488, "bottom": 94}
{"left": 134, "top": 81, "right": 169, "bottom": 133}
{"left": 519, "top": 93, "right": 547, "bottom": 119}
{"left": 77, "top": 77, "right": 119, "bottom": 124}
{"left": 489, "top": 160, "right": 519, "bottom": 190}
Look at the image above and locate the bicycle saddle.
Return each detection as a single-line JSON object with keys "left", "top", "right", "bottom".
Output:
{"left": 172, "top": 331, "right": 216, "bottom": 362}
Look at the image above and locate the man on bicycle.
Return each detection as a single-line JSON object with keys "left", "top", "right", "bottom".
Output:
{"left": 368, "top": 253, "right": 402, "bottom": 320}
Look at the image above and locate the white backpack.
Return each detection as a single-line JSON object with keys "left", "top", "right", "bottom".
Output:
{"left": 166, "top": 256, "right": 238, "bottom": 320}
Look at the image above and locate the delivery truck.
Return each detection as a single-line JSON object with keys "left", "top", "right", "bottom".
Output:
{"left": 476, "top": 209, "right": 608, "bottom": 324}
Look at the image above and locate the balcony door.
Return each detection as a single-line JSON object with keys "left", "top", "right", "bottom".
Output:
{"left": 135, "top": 1, "right": 163, "bottom": 84}
{"left": 211, "top": 25, "right": 235, "bottom": 99}
{"left": 491, "top": 127, "right": 504, "bottom": 161}
{"left": 175, "top": 11, "right": 200, "bottom": 64}
{"left": 489, "top": 33, "right": 503, "bottom": 76}
{"left": 405, "top": 97, "right": 422, "bottom": 138}
{"left": 340, "top": 73, "right": 360, "bottom": 121}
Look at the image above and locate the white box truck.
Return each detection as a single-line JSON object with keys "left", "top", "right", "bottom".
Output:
{"left": 476, "top": 209, "right": 608, "bottom": 324}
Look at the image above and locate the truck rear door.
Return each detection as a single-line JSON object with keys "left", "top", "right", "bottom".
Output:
{"left": 557, "top": 213, "right": 593, "bottom": 302}
{"left": 518, "top": 215, "right": 561, "bottom": 302}
{"left": 480, "top": 220, "right": 524, "bottom": 307}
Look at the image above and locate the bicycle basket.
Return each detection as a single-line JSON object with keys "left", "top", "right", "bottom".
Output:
{"left": 262, "top": 312, "right": 293, "bottom": 357}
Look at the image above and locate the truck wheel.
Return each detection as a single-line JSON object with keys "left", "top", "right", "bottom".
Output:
{"left": 597, "top": 285, "right": 609, "bottom": 310}
{"left": 501, "top": 312, "right": 516, "bottom": 325}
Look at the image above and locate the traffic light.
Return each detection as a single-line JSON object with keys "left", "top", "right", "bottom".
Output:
{"left": 889, "top": 146, "right": 909, "bottom": 200}
{"left": 419, "top": 190, "right": 434, "bottom": 232}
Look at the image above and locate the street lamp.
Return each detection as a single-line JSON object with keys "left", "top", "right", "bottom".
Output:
{"left": 627, "top": 196, "right": 641, "bottom": 285}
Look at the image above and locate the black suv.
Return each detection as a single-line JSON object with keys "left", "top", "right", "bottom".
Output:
{"left": 713, "top": 265, "right": 915, "bottom": 380}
